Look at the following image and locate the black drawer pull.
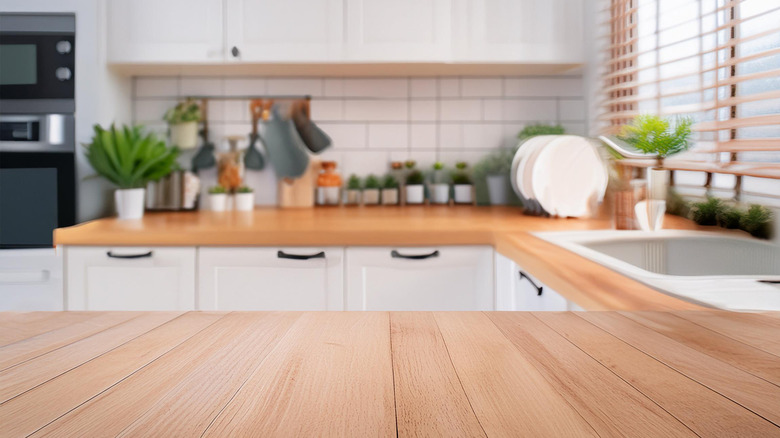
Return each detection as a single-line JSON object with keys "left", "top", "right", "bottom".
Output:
{"left": 106, "top": 251, "right": 153, "bottom": 259}
{"left": 277, "top": 250, "right": 325, "bottom": 260}
{"left": 519, "top": 270, "right": 543, "bottom": 296}
{"left": 391, "top": 250, "right": 440, "bottom": 260}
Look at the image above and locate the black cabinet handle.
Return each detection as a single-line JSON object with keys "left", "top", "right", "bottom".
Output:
{"left": 106, "top": 251, "right": 152, "bottom": 259}
{"left": 391, "top": 250, "right": 440, "bottom": 260}
{"left": 277, "top": 250, "right": 325, "bottom": 260}
{"left": 519, "top": 270, "right": 543, "bottom": 296}
{"left": 231, "top": 46, "right": 240, "bottom": 57}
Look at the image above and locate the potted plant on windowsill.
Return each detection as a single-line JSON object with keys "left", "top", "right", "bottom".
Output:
{"left": 164, "top": 99, "right": 201, "bottom": 150}
{"left": 430, "top": 161, "right": 450, "bottom": 204}
{"left": 452, "top": 162, "right": 473, "bottom": 204}
{"left": 404, "top": 160, "right": 425, "bottom": 204}
{"left": 363, "top": 174, "right": 381, "bottom": 205}
{"left": 84, "top": 124, "right": 179, "bottom": 220}
{"left": 234, "top": 186, "right": 254, "bottom": 211}
{"left": 381, "top": 174, "right": 399, "bottom": 205}
{"left": 208, "top": 185, "right": 228, "bottom": 211}
{"left": 345, "top": 174, "right": 362, "bottom": 205}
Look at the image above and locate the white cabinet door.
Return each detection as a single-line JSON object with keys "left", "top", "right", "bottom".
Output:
{"left": 495, "top": 252, "right": 575, "bottom": 311}
{"left": 0, "top": 249, "right": 63, "bottom": 311}
{"left": 452, "top": 0, "right": 583, "bottom": 63}
{"left": 107, "top": 0, "right": 225, "bottom": 63}
{"left": 345, "top": 0, "right": 451, "bottom": 61}
{"left": 198, "top": 247, "right": 344, "bottom": 310}
{"left": 225, "top": 0, "right": 344, "bottom": 62}
{"left": 345, "top": 246, "right": 494, "bottom": 311}
{"left": 65, "top": 247, "right": 196, "bottom": 310}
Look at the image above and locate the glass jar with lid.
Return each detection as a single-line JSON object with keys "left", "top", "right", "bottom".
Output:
{"left": 316, "top": 161, "right": 342, "bottom": 205}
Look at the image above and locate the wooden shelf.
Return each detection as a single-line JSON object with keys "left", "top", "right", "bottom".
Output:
{"left": 617, "top": 159, "right": 780, "bottom": 180}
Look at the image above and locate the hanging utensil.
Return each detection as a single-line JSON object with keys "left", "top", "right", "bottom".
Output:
{"left": 191, "top": 99, "right": 216, "bottom": 172}
{"left": 291, "top": 99, "right": 332, "bottom": 154}
{"left": 263, "top": 105, "right": 310, "bottom": 179}
{"left": 244, "top": 99, "right": 266, "bottom": 171}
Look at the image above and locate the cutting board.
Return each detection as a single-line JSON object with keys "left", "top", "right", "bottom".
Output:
{"left": 278, "top": 159, "right": 321, "bottom": 208}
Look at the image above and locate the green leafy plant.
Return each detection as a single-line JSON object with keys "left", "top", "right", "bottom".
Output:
{"left": 347, "top": 174, "right": 362, "bottom": 190}
{"left": 717, "top": 206, "right": 742, "bottom": 229}
{"left": 619, "top": 114, "right": 693, "bottom": 165}
{"left": 382, "top": 174, "right": 399, "bottom": 189}
{"left": 690, "top": 196, "right": 725, "bottom": 226}
{"left": 208, "top": 185, "right": 226, "bottom": 194}
{"left": 84, "top": 124, "right": 179, "bottom": 189}
{"left": 364, "top": 174, "right": 381, "bottom": 189}
{"left": 517, "top": 123, "right": 565, "bottom": 141}
{"left": 740, "top": 205, "right": 773, "bottom": 239}
{"left": 665, "top": 189, "right": 691, "bottom": 219}
{"left": 404, "top": 160, "right": 417, "bottom": 170}
{"left": 406, "top": 170, "right": 424, "bottom": 185}
{"left": 163, "top": 99, "right": 201, "bottom": 125}
{"left": 452, "top": 161, "right": 472, "bottom": 185}
{"left": 473, "top": 148, "right": 514, "bottom": 178}
{"left": 432, "top": 161, "right": 444, "bottom": 171}
{"left": 236, "top": 186, "right": 253, "bottom": 193}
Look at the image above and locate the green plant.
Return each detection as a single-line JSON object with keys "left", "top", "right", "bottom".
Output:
{"left": 346, "top": 174, "right": 362, "bottom": 190}
{"left": 452, "top": 162, "right": 472, "bottom": 185}
{"left": 473, "top": 148, "right": 514, "bottom": 179}
{"left": 619, "top": 114, "right": 693, "bottom": 165}
{"left": 163, "top": 99, "right": 201, "bottom": 125}
{"left": 740, "top": 205, "right": 773, "bottom": 239}
{"left": 84, "top": 124, "right": 179, "bottom": 189}
{"left": 432, "top": 161, "right": 444, "bottom": 171}
{"left": 406, "top": 170, "right": 424, "bottom": 185}
{"left": 382, "top": 174, "right": 399, "bottom": 189}
{"left": 718, "top": 206, "right": 742, "bottom": 229}
{"left": 364, "top": 174, "right": 381, "bottom": 189}
{"left": 665, "top": 189, "right": 691, "bottom": 218}
{"left": 209, "top": 185, "right": 226, "bottom": 194}
{"left": 404, "top": 160, "right": 417, "bottom": 170}
{"left": 517, "top": 123, "right": 565, "bottom": 140}
{"left": 690, "top": 196, "right": 725, "bottom": 226}
{"left": 236, "top": 186, "right": 253, "bottom": 193}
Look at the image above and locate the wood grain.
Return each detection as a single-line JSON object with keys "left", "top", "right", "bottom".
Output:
{"left": 0, "top": 312, "right": 97, "bottom": 346}
{"left": 673, "top": 310, "right": 780, "bottom": 357}
{"left": 389, "top": 312, "right": 486, "bottom": 438}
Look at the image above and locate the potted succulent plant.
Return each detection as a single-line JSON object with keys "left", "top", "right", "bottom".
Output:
{"left": 234, "top": 186, "right": 254, "bottom": 211}
{"left": 430, "top": 161, "right": 450, "bottom": 204}
{"left": 452, "top": 162, "right": 473, "bottom": 204}
{"left": 164, "top": 99, "right": 201, "bottom": 149}
{"left": 208, "top": 185, "right": 228, "bottom": 212}
{"left": 345, "top": 174, "right": 362, "bottom": 205}
{"left": 404, "top": 161, "right": 425, "bottom": 204}
{"left": 381, "top": 174, "right": 399, "bottom": 205}
{"left": 363, "top": 174, "right": 381, "bottom": 205}
{"left": 473, "top": 148, "right": 514, "bottom": 205}
{"left": 84, "top": 124, "right": 179, "bottom": 220}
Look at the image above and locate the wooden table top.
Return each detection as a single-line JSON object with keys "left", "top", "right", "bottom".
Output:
{"left": 1, "top": 311, "right": 778, "bottom": 437}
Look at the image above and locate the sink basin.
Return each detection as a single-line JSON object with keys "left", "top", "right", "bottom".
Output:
{"left": 535, "top": 230, "right": 780, "bottom": 311}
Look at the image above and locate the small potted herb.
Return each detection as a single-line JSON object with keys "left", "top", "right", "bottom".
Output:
{"left": 740, "top": 204, "right": 773, "bottom": 239}
{"left": 690, "top": 196, "right": 724, "bottom": 227}
{"left": 430, "top": 161, "right": 450, "bottom": 204}
{"left": 381, "top": 174, "right": 399, "bottom": 205}
{"left": 208, "top": 185, "right": 228, "bottom": 212}
{"left": 234, "top": 186, "right": 254, "bottom": 211}
{"left": 363, "top": 174, "right": 381, "bottom": 205}
{"left": 405, "top": 161, "right": 425, "bottom": 204}
{"left": 473, "top": 148, "right": 514, "bottom": 205}
{"left": 164, "top": 99, "right": 201, "bottom": 150}
{"left": 452, "top": 162, "right": 473, "bottom": 204}
{"left": 345, "top": 174, "right": 362, "bottom": 205}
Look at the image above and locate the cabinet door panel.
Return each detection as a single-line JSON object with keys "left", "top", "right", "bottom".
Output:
{"left": 198, "top": 247, "right": 344, "bottom": 310}
{"left": 346, "top": 246, "right": 494, "bottom": 311}
{"left": 494, "top": 251, "right": 573, "bottom": 311}
{"left": 0, "top": 249, "right": 63, "bottom": 311}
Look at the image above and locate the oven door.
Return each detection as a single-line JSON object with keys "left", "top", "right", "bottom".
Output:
{"left": 0, "top": 152, "right": 75, "bottom": 248}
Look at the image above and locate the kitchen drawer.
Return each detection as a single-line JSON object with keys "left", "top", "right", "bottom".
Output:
{"left": 0, "top": 248, "right": 63, "bottom": 311}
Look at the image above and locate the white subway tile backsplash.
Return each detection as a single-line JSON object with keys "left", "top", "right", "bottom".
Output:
{"left": 324, "top": 78, "right": 344, "bottom": 97}
{"left": 267, "top": 78, "right": 323, "bottom": 96}
{"left": 344, "top": 100, "right": 408, "bottom": 121}
{"left": 134, "top": 99, "right": 177, "bottom": 124}
{"left": 483, "top": 99, "right": 503, "bottom": 121}
{"left": 310, "top": 100, "right": 344, "bottom": 121}
{"left": 135, "top": 78, "right": 179, "bottom": 98}
{"left": 439, "top": 124, "right": 464, "bottom": 149}
{"left": 505, "top": 77, "right": 582, "bottom": 97}
{"left": 318, "top": 123, "right": 367, "bottom": 150}
{"left": 410, "top": 124, "right": 437, "bottom": 149}
{"left": 461, "top": 78, "right": 502, "bottom": 97}
{"left": 561, "top": 122, "right": 587, "bottom": 136}
{"left": 342, "top": 150, "right": 389, "bottom": 178}
{"left": 463, "top": 124, "right": 505, "bottom": 149}
{"left": 390, "top": 149, "right": 437, "bottom": 169}
{"left": 503, "top": 124, "right": 525, "bottom": 148}
{"left": 410, "top": 100, "right": 437, "bottom": 121}
{"left": 368, "top": 124, "right": 408, "bottom": 149}
{"left": 502, "top": 99, "right": 557, "bottom": 122}
{"left": 559, "top": 99, "right": 586, "bottom": 121}
{"left": 439, "top": 78, "right": 460, "bottom": 97}
{"left": 342, "top": 79, "right": 408, "bottom": 98}
{"left": 224, "top": 78, "right": 266, "bottom": 96}
{"left": 410, "top": 78, "right": 437, "bottom": 97}
{"left": 440, "top": 99, "right": 482, "bottom": 121}
{"left": 224, "top": 100, "right": 250, "bottom": 123}
{"left": 180, "top": 78, "right": 223, "bottom": 96}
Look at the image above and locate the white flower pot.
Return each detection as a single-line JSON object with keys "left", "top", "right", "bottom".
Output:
{"left": 454, "top": 184, "right": 473, "bottom": 204}
{"left": 345, "top": 189, "right": 361, "bottom": 205}
{"left": 363, "top": 189, "right": 380, "bottom": 205}
{"left": 381, "top": 188, "right": 398, "bottom": 205}
{"left": 115, "top": 188, "right": 146, "bottom": 220}
{"left": 169, "top": 121, "right": 199, "bottom": 149}
{"left": 318, "top": 187, "right": 341, "bottom": 205}
{"left": 234, "top": 192, "right": 254, "bottom": 211}
{"left": 405, "top": 185, "right": 424, "bottom": 204}
{"left": 209, "top": 193, "right": 228, "bottom": 211}
{"left": 431, "top": 183, "right": 450, "bottom": 204}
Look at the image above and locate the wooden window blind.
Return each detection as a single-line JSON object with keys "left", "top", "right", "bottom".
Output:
{"left": 598, "top": 0, "right": 780, "bottom": 182}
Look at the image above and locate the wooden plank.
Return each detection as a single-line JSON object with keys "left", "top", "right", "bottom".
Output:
{"left": 673, "top": 311, "right": 780, "bottom": 357}
{"left": 0, "top": 312, "right": 141, "bottom": 371}
{"left": 621, "top": 311, "right": 780, "bottom": 386}
{"left": 203, "top": 312, "right": 396, "bottom": 437}
{"left": 0, "top": 312, "right": 99, "bottom": 346}
{"left": 117, "top": 312, "right": 300, "bottom": 437}
{"left": 579, "top": 312, "right": 780, "bottom": 426}
{"left": 389, "top": 312, "right": 485, "bottom": 438}
{"left": 433, "top": 312, "right": 599, "bottom": 437}
{"left": 0, "top": 312, "right": 180, "bottom": 403}
{"left": 31, "top": 312, "right": 297, "bottom": 438}
{"left": 535, "top": 312, "right": 780, "bottom": 436}
{"left": 0, "top": 312, "right": 224, "bottom": 437}
{"left": 487, "top": 312, "right": 696, "bottom": 438}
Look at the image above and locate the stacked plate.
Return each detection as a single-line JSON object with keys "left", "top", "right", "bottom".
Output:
{"left": 511, "top": 135, "right": 607, "bottom": 218}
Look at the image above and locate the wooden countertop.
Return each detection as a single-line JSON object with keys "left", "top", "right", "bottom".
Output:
{"left": 1, "top": 311, "right": 779, "bottom": 437}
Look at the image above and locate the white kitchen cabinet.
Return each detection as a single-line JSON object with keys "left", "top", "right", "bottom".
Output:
{"left": 65, "top": 247, "right": 196, "bottom": 310}
{"left": 452, "top": 0, "right": 583, "bottom": 63}
{"left": 345, "top": 0, "right": 451, "bottom": 61}
{"left": 107, "top": 0, "right": 225, "bottom": 63}
{"left": 495, "top": 252, "right": 579, "bottom": 311}
{"left": 225, "top": 0, "right": 344, "bottom": 62}
{"left": 345, "top": 246, "right": 494, "bottom": 311}
{"left": 198, "top": 247, "right": 344, "bottom": 310}
{"left": 0, "top": 249, "right": 63, "bottom": 311}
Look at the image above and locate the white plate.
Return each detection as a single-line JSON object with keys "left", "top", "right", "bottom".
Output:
{"left": 519, "top": 136, "right": 552, "bottom": 201}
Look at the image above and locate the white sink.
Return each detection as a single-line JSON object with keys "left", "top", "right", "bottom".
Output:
{"left": 535, "top": 230, "right": 780, "bottom": 311}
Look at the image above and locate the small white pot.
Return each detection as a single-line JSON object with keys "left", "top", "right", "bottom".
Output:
{"left": 363, "top": 189, "right": 380, "bottom": 205}
{"left": 431, "top": 183, "right": 450, "bottom": 204}
{"left": 454, "top": 184, "right": 473, "bottom": 204}
{"left": 169, "top": 121, "right": 199, "bottom": 149}
{"left": 209, "top": 193, "right": 228, "bottom": 211}
{"left": 345, "top": 189, "right": 361, "bottom": 205}
{"left": 405, "top": 185, "right": 424, "bottom": 204}
{"left": 234, "top": 192, "right": 254, "bottom": 211}
{"left": 115, "top": 188, "right": 146, "bottom": 220}
{"left": 318, "top": 187, "right": 341, "bottom": 205}
{"left": 381, "top": 188, "right": 398, "bottom": 205}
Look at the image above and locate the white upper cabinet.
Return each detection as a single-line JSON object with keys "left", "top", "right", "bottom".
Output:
{"left": 107, "top": 0, "right": 225, "bottom": 63}
{"left": 225, "top": 0, "right": 344, "bottom": 62}
{"left": 452, "top": 0, "right": 584, "bottom": 63}
{"left": 345, "top": 0, "right": 451, "bottom": 61}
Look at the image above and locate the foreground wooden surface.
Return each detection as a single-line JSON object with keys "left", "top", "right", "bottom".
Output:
{"left": 1, "top": 311, "right": 778, "bottom": 437}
